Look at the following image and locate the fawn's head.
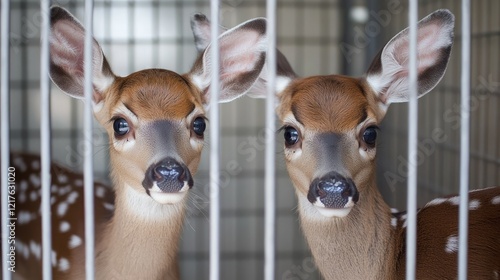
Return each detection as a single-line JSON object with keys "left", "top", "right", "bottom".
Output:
{"left": 49, "top": 7, "right": 267, "bottom": 205}
{"left": 274, "top": 10, "right": 454, "bottom": 219}
{"left": 192, "top": 10, "right": 455, "bottom": 218}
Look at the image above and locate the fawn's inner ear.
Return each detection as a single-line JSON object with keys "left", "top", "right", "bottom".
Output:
{"left": 49, "top": 7, "right": 116, "bottom": 105}
{"left": 365, "top": 9, "right": 454, "bottom": 107}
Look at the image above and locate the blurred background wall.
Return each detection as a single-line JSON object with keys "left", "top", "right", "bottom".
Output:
{"left": 7, "top": 0, "right": 499, "bottom": 279}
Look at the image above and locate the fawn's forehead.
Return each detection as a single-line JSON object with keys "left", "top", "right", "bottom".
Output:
{"left": 109, "top": 69, "right": 203, "bottom": 120}
{"left": 280, "top": 75, "right": 370, "bottom": 132}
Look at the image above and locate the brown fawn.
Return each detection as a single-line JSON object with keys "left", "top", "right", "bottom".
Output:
{"left": 192, "top": 9, "right": 500, "bottom": 279}
{"left": 6, "top": 6, "right": 268, "bottom": 279}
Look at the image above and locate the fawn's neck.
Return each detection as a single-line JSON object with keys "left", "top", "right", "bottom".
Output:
{"left": 94, "top": 180, "right": 185, "bottom": 280}
{"left": 297, "top": 180, "right": 400, "bottom": 280}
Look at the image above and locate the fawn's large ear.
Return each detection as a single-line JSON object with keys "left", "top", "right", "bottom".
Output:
{"left": 187, "top": 17, "right": 267, "bottom": 106}
{"left": 49, "top": 6, "right": 115, "bottom": 107}
{"left": 365, "top": 9, "right": 454, "bottom": 109}
{"left": 189, "top": 13, "right": 297, "bottom": 105}
{"left": 190, "top": 13, "right": 227, "bottom": 53}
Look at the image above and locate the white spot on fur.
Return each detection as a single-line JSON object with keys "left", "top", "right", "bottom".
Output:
{"left": 58, "top": 185, "right": 72, "bottom": 196}
{"left": 30, "top": 173, "right": 41, "bottom": 187}
{"left": 30, "top": 191, "right": 39, "bottom": 201}
{"left": 51, "top": 184, "right": 58, "bottom": 193}
{"left": 67, "top": 191, "right": 79, "bottom": 204}
{"left": 391, "top": 217, "right": 397, "bottom": 228}
{"left": 445, "top": 234, "right": 458, "bottom": 253}
{"left": 96, "top": 186, "right": 105, "bottom": 198}
{"left": 17, "top": 240, "right": 30, "bottom": 259}
{"left": 58, "top": 257, "right": 70, "bottom": 272}
{"left": 13, "top": 156, "right": 27, "bottom": 172}
{"left": 58, "top": 174, "right": 68, "bottom": 184}
{"left": 390, "top": 208, "right": 399, "bottom": 213}
{"left": 75, "top": 179, "right": 83, "bottom": 186}
{"left": 60, "top": 221, "right": 70, "bottom": 233}
{"left": 469, "top": 199, "right": 480, "bottom": 210}
{"left": 20, "top": 180, "right": 28, "bottom": 192}
{"left": 448, "top": 196, "right": 460, "bottom": 205}
{"left": 29, "top": 240, "right": 41, "bottom": 260}
{"left": 19, "top": 192, "right": 26, "bottom": 203}
{"left": 424, "top": 197, "right": 447, "bottom": 207}
{"left": 57, "top": 202, "right": 69, "bottom": 217}
{"left": 18, "top": 211, "right": 37, "bottom": 225}
{"left": 68, "top": 235, "right": 82, "bottom": 249}
{"left": 492, "top": 196, "right": 500, "bottom": 205}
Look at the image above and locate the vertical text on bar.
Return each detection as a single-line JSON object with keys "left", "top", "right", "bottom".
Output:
{"left": 406, "top": 1, "right": 418, "bottom": 279}
{"left": 1, "top": 0, "right": 12, "bottom": 278}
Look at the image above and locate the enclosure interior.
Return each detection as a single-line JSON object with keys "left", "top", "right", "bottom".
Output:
{"left": 6, "top": 0, "right": 499, "bottom": 279}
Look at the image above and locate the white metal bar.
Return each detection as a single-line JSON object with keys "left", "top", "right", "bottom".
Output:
{"left": 40, "top": 1, "right": 52, "bottom": 279}
{"left": 406, "top": 1, "right": 418, "bottom": 279}
{"left": 458, "top": 0, "right": 471, "bottom": 278}
{"left": 209, "top": 1, "right": 220, "bottom": 280}
{"left": 1, "top": 0, "right": 11, "bottom": 278}
{"left": 83, "top": 1, "right": 96, "bottom": 279}
{"left": 264, "top": 0, "right": 277, "bottom": 279}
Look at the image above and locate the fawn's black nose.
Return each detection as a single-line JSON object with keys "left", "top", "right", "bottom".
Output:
{"left": 308, "top": 172, "right": 359, "bottom": 209}
{"left": 143, "top": 158, "right": 193, "bottom": 193}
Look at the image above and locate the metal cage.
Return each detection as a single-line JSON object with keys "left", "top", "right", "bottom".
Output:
{"left": 1, "top": 0, "right": 498, "bottom": 279}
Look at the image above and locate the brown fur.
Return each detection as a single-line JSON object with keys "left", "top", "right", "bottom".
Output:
{"left": 278, "top": 76, "right": 384, "bottom": 133}
{"left": 105, "top": 70, "right": 203, "bottom": 121}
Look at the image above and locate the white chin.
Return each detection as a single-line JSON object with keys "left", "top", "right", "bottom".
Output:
{"left": 149, "top": 192, "right": 186, "bottom": 204}
{"left": 315, "top": 206, "right": 353, "bottom": 218}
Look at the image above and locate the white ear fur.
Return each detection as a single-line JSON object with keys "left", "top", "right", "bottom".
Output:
{"left": 366, "top": 9, "right": 454, "bottom": 107}
{"left": 49, "top": 6, "right": 115, "bottom": 106}
{"left": 188, "top": 17, "right": 268, "bottom": 107}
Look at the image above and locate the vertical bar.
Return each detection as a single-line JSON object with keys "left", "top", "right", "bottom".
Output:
{"left": 406, "top": 1, "right": 418, "bottom": 279}
{"left": 83, "top": 1, "right": 96, "bottom": 279}
{"left": 264, "top": 0, "right": 277, "bottom": 279}
{"left": 209, "top": 1, "right": 220, "bottom": 280}
{"left": 1, "top": 0, "right": 11, "bottom": 278}
{"left": 40, "top": 1, "right": 52, "bottom": 279}
{"left": 458, "top": 0, "right": 471, "bottom": 278}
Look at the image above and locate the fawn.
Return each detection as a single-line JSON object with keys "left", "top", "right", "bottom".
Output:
{"left": 192, "top": 9, "right": 500, "bottom": 279}
{"left": 6, "top": 6, "right": 267, "bottom": 279}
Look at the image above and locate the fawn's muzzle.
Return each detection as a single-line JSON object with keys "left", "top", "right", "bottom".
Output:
{"left": 308, "top": 171, "right": 359, "bottom": 209}
{"left": 143, "top": 157, "right": 193, "bottom": 194}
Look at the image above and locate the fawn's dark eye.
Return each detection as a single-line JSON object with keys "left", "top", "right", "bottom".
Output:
{"left": 362, "top": 126, "right": 377, "bottom": 146}
{"left": 113, "top": 118, "right": 129, "bottom": 136}
{"left": 192, "top": 117, "right": 206, "bottom": 137}
{"left": 284, "top": 126, "right": 300, "bottom": 146}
